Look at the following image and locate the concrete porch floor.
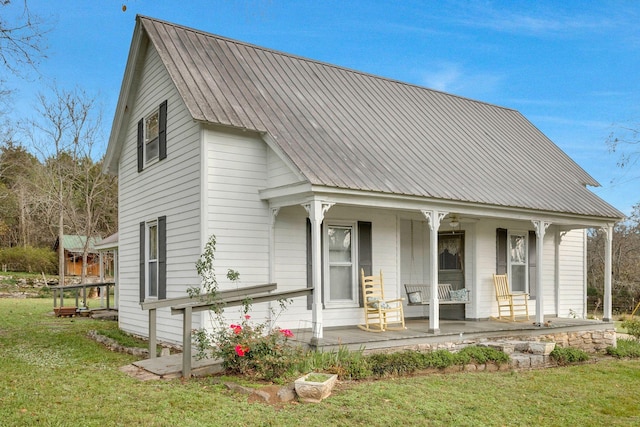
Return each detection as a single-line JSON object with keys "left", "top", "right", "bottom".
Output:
{"left": 126, "top": 317, "right": 614, "bottom": 379}
{"left": 290, "top": 317, "right": 615, "bottom": 352}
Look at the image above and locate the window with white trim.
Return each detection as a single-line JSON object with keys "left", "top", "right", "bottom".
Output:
{"left": 137, "top": 100, "right": 167, "bottom": 172}
{"left": 509, "top": 231, "right": 528, "bottom": 293}
{"left": 146, "top": 220, "right": 158, "bottom": 298}
{"left": 324, "top": 223, "right": 358, "bottom": 307}
{"left": 144, "top": 109, "right": 160, "bottom": 164}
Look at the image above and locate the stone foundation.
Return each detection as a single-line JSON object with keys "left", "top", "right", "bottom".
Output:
{"left": 366, "top": 328, "right": 617, "bottom": 367}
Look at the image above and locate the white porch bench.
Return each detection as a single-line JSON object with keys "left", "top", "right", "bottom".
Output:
{"left": 404, "top": 283, "right": 470, "bottom": 305}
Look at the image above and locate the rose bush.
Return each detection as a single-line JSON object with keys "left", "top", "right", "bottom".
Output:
{"left": 209, "top": 311, "right": 301, "bottom": 380}
{"left": 190, "top": 235, "right": 300, "bottom": 381}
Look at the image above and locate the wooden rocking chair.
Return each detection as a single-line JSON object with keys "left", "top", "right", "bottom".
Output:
{"left": 358, "top": 269, "right": 406, "bottom": 332}
{"left": 492, "top": 274, "right": 529, "bottom": 321}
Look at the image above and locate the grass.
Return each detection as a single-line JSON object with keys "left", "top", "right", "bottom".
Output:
{"left": 615, "top": 320, "right": 628, "bottom": 334}
{"left": 1, "top": 299, "right": 640, "bottom": 426}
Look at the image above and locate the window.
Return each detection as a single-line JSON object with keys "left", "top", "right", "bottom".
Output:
{"left": 137, "top": 100, "right": 167, "bottom": 172}
{"left": 509, "top": 232, "right": 528, "bottom": 293}
{"left": 147, "top": 221, "right": 158, "bottom": 298}
{"left": 496, "top": 228, "right": 536, "bottom": 297}
{"left": 325, "top": 224, "right": 357, "bottom": 307}
{"left": 438, "top": 234, "right": 463, "bottom": 270}
{"left": 306, "top": 221, "right": 371, "bottom": 310}
{"left": 139, "top": 216, "right": 166, "bottom": 301}
{"left": 144, "top": 110, "right": 159, "bottom": 164}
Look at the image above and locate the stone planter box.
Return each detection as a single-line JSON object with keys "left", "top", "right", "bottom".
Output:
{"left": 294, "top": 373, "right": 338, "bottom": 403}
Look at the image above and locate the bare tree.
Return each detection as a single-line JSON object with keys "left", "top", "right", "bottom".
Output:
{"left": 0, "top": 0, "right": 49, "bottom": 78}
{"left": 607, "top": 121, "right": 640, "bottom": 184}
{"left": 588, "top": 203, "right": 640, "bottom": 313}
{"left": 24, "top": 85, "right": 104, "bottom": 284}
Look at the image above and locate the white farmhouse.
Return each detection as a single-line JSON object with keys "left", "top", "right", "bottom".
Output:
{"left": 104, "top": 16, "right": 623, "bottom": 346}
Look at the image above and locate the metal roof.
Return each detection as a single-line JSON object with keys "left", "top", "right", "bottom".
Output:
{"left": 54, "top": 235, "right": 102, "bottom": 253}
{"left": 136, "top": 16, "right": 623, "bottom": 220}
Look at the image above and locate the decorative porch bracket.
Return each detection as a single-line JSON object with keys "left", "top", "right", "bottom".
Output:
{"left": 602, "top": 224, "right": 614, "bottom": 322}
{"left": 302, "top": 200, "right": 334, "bottom": 345}
{"left": 421, "top": 209, "right": 448, "bottom": 333}
{"left": 532, "top": 220, "right": 551, "bottom": 324}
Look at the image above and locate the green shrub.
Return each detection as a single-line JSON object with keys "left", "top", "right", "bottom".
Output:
{"left": 365, "top": 346, "right": 510, "bottom": 378}
{"left": 549, "top": 347, "right": 590, "bottom": 365}
{"left": 300, "top": 346, "right": 372, "bottom": 380}
{"left": 201, "top": 312, "right": 301, "bottom": 382}
{"left": 456, "top": 345, "right": 510, "bottom": 365}
{"left": 606, "top": 338, "right": 640, "bottom": 358}
{"left": 621, "top": 318, "right": 640, "bottom": 340}
{"left": 0, "top": 246, "right": 57, "bottom": 274}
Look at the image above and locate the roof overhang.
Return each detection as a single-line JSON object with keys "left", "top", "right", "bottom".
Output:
{"left": 259, "top": 184, "right": 622, "bottom": 229}
{"left": 103, "top": 17, "right": 148, "bottom": 175}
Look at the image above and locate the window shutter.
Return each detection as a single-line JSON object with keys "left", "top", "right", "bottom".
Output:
{"left": 159, "top": 100, "right": 167, "bottom": 161}
{"left": 528, "top": 230, "right": 537, "bottom": 298}
{"left": 496, "top": 228, "right": 507, "bottom": 274}
{"left": 358, "top": 221, "right": 373, "bottom": 307}
{"left": 139, "top": 222, "right": 145, "bottom": 302}
{"left": 137, "top": 119, "right": 144, "bottom": 172}
{"left": 158, "top": 216, "right": 167, "bottom": 299}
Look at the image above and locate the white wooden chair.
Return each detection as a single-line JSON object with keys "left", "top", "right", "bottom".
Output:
{"left": 492, "top": 274, "right": 529, "bottom": 321}
{"left": 358, "top": 269, "right": 405, "bottom": 332}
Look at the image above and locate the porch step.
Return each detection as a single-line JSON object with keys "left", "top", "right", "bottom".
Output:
{"left": 479, "top": 340, "right": 555, "bottom": 356}
{"left": 479, "top": 340, "right": 556, "bottom": 369}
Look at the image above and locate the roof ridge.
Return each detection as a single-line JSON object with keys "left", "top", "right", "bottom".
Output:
{"left": 137, "top": 14, "right": 518, "bottom": 113}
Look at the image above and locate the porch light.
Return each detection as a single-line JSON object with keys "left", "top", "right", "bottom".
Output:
{"left": 449, "top": 217, "right": 459, "bottom": 229}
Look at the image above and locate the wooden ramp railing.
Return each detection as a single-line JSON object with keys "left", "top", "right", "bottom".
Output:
{"left": 140, "top": 284, "right": 313, "bottom": 378}
{"left": 50, "top": 282, "right": 116, "bottom": 315}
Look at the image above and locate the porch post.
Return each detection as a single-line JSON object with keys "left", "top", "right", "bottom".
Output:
{"left": 422, "top": 209, "right": 447, "bottom": 333}
{"left": 269, "top": 208, "right": 280, "bottom": 284}
{"left": 532, "top": 220, "right": 550, "bottom": 324}
{"left": 602, "top": 224, "right": 613, "bottom": 322}
{"left": 303, "top": 200, "right": 334, "bottom": 345}
{"left": 267, "top": 208, "right": 280, "bottom": 326}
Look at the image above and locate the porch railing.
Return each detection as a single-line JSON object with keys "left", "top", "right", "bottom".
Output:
{"left": 51, "top": 282, "right": 116, "bottom": 312}
{"left": 140, "top": 284, "right": 313, "bottom": 378}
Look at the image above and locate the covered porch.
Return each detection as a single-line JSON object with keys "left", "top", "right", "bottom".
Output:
{"left": 290, "top": 317, "right": 616, "bottom": 354}
{"left": 265, "top": 195, "right": 617, "bottom": 344}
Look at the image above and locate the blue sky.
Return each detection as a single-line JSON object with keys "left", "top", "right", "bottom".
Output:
{"left": 6, "top": 0, "right": 640, "bottom": 215}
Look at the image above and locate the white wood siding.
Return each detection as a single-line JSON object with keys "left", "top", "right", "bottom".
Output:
{"left": 274, "top": 206, "right": 400, "bottom": 330}
{"left": 473, "top": 220, "right": 499, "bottom": 319}
{"left": 266, "top": 146, "right": 302, "bottom": 188}
{"left": 117, "top": 43, "right": 202, "bottom": 344}
{"left": 542, "top": 229, "right": 557, "bottom": 315}
{"left": 557, "top": 229, "right": 586, "bottom": 318}
{"left": 204, "top": 128, "right": 271, "bottom": 325}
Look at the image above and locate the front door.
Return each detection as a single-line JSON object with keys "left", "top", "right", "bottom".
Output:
{"left": 438, "top": 232, "right": 465, "bottom": 319}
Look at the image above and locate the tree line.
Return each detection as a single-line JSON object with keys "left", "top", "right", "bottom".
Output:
{"left": 0, "top": 86, "right": 117, "bottom": 280}
{"left": 0, "top": 2, "right": 117, "bottom": 283}
{"left": 587, "top": 203, "right": 640, "bottom": 315}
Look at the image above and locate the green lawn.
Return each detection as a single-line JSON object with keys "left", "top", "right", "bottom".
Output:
{"left": 1, "top": 298, "right": 640, "bottom": 426}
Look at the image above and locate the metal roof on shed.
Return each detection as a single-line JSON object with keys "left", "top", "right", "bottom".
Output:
{"left": 135, "top": 16, "right": 622, "bottom": 219}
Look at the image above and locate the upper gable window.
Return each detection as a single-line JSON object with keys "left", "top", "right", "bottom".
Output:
{"left": 137, "top": 100, "right": 167, "bottom": 172}
{"left": 145, "top": 109, "right": 160, "bottom": 164}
